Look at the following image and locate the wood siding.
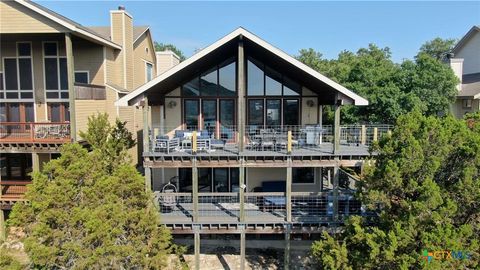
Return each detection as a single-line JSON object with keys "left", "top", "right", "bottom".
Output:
{"left": 133, "top": 31, "right": 156, "bottom": 88}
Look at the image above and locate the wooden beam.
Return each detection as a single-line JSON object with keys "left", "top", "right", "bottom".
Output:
{"left": 142, "top": 97, "right": 150, "bottom": 153}
{"left": 239, "top": 159, "right": 245, "bottom": 222}
{"left": 333, "top": 162, "right": 339, "bottom": 222}
{"left": 144, "top": 159, "right": 366, "bottom": 168}
{"left": 333, "top": 103, "right": 341, "bottom": 155}
{"left": 194, "top": 229, "right": 200, "bottom": 270}
{"left": 144, "top": 167, "right": 152, "bottom": 191}
{"left": 284, "top": 225, "right": 291, "bottom": 270}
{"left": 65, "top": 33, "right": 76, "bottom": 141}
{"left": 0, "top": 210, "right": 5, "bottom": 242}
{"left": 286, "top": 158, "right": 292, "bottom": 222}
{"left": 192, "top": 158, "right": 199, "bottom": 223}
{"left": 240, "top": 227, "right": 246, "bottom": 270}
{"left": 237, "top": 39, "right": 246, "bottom": 152}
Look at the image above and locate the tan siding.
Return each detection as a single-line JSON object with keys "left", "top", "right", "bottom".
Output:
{"left": 73, "top": 40, "right": 104, "bottom": 85}
{"left": 164, "top": 98, "right": 182, "bottom": 137}
{"left": 75, "top": 100, "right": 107, "bottom": 136}
{"left": 133, "top": 32, "right": 156, "bottom": 88}
{"left": 301, "top": 97, "right": 318, "bottom": 125}
{"left": 124, "top": 16, "right": 134, "bottom": 90}
{"left": 156, "top": 51, "right": 180, "bottom": 75}
{"left": 0, "top": 1, "right": 67, "bottom": 33}
{"left": 110, "top": 13, "right": 125, "bottom": 87}
{"left": 35, "top": 103, "right": 47, "bottom": 122}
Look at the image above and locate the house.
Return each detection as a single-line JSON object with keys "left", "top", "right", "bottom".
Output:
{"left": 449, "top": 26, "right": 480, "bottom": 118}
{"left": 116, "top": 27, "right": 391, "bottom": 268}
{"left": 0, "top": 1, "right": 166, "bottom": 226}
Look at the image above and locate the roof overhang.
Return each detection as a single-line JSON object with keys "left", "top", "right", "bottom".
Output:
{"left": 14, "top": 0, "right": 122, "bottom": 50}
{"left": 116, "top": 28, "right": 369, "bottom": 107}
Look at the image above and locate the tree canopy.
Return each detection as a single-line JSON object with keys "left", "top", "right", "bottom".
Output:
{"left": 9, "top": 113, "right": 175, "bottom": 269}
{"left": 311, "top": 112, "right": 480, "bottom": 269}
{"left": 154, "top": 41, "right": 186, "bottom": 61}
{"left": 296, "top": 40, "right": 458, "bottom": 124}
{"left": 417, "top": 37, "right": 457, "bottom": 60}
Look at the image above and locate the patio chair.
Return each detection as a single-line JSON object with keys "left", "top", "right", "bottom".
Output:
{"left": 154, "top": 135, "right": 180, "bottom": 153}
{"left": 159, "top": 181, "right": 177, "bottom": 212}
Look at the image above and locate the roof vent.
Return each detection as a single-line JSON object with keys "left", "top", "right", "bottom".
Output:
{"left": 118, "top": 5, "right": 125, "bottom": 10}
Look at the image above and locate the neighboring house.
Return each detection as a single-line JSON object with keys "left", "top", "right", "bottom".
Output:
{"left": 0, "top": 1, "right": 161, "bottom": 215}
{"left": 450, "top": 25, "right": 480, "bottom": 118}
{"left": 116, "top": 27, "right": 391, "bottom": 268}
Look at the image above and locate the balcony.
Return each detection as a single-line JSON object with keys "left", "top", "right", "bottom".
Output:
{"left": 74, "top": 83, "right": 106, "bottom": 100}
{"left": 0, "top": 122, "right": 71, "bottom": 143}
{"left": 146, "top": 124, "right": 392, "bottom": 158}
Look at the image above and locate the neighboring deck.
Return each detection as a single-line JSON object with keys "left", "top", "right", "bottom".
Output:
{"left": 0, "top": 181, "right": 30, "bottom": 210}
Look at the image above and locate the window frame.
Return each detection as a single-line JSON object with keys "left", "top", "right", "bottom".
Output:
{"left": 74, "top": 70, "right": 90, "bottom": 84}
{"left": 462, "top": 99, "right": 473, "bottom": 109}
{"left": 1, "top": 41, "right": 34, "bottom": 101}
{"left": 43, "top": 41, "right": 69, "bottom": 101}
{"left": 145, "top": 61, "right": 153, "bottom": 82}
{"left": 292, "top": 167, "right": 316, "bottom": 185}
{"left": 47, "top": 102, "right": 70, "bottom": 123}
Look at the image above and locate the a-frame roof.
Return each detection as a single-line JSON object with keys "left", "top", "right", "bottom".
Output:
{"left": 452, "top": 25, "right": 480, "bottom": 54}
{"left": 116, "top": 27, "right": 368, "bottom": 106}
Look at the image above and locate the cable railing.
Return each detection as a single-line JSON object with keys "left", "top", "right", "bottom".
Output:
{"left": 0, "top": 122, "right": 71, "bottom": 143}
{"left": 156, "top": 191, "right": 372, "bottom": 224}
{"left": 147, "top": 124, "right": 392, "bottom": 155}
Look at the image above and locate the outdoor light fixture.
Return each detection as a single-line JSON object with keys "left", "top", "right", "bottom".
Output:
{"left": 168, "top": 100, "right": 177, "bottom": 108}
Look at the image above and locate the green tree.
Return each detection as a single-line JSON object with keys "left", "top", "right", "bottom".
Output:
{"left": 417, "top": 37, "right": 456, "bottom": 60}
{"left": 9, "top": 114, "right": 176, "bottom": 269}
{"left": 154, "top": 41, "right": 186, "bottom": 61}
{"left": 296, "top": 43, "right": 458, "bottom": 124}
{"left": 311, "top": 112, "right": 480, "bottom": 269}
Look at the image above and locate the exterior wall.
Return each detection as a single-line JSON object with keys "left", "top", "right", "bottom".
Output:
{"left": 0, "top": 1, "right": 67, "bottom": 33}
{"left": 453, "top": 99, "right": 480, "bottom": 118}
{"left": 75, "top": 100, "right": 107, "bottom": 135}
{"left": 455, "top": 31, "right": 480, "bottom": 75}
{"left": 73, "top": 40, "right": 104, "bottom": 85}
{"left": 246, "top": 168, "right": 322, "bottom": 192}
{"left": 301, "top": 97, "right": 318, "bottom": 125}
{"left": 156, "top": 51, "right": 180, "bottom": 74}
{"left": 133, "top": 32, "right": 156, "bottom": 88}
{"left": 164, "top": 97, "right": 182, "bottom": 136}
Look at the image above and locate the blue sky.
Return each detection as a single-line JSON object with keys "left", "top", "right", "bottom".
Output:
{"left": 38, "top": 1, "right": 480, "bottom": 63}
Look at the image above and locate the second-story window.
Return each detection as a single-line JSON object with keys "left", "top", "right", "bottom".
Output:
{"left": 43, "top": 42, "right": 68, "bottom": 100}
{"left": 2, "top": 42, "right": 34, "bottom": 100}
{"left": 146, "top": 62, "right": 153, "bottom": 82}
{"left": 74, "top": 71, "right": 89, "bottom": 84}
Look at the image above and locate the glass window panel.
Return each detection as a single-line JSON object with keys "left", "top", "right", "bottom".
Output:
{"left": 265, "top": 66, "right": 282, "bottom": 96}
{"left": 46, "top": 92, "right": 59, "bottom": 99}
{"left": 64, "top": 103, "right": 70, "bottom": 121}
{"left": 75, "top": 72, "right": 88, "bottom": 84}
{"left": 6, "top": 93, "right": 18, "bottom": 99}
{"left": 7, "top": 103, "right": 20, "bottom": 122}
{"left": 146, "top": 63, "right": 153, "bottom": 82}
{"left": 184, "top": 99, "right": 199, "bottom": 129}
{"left": 283, "top": 99, "right": 299, "bottom": 126}
{"left": 0, "top": 103, "right": 6, "bottom": 122}
{"left": 50, "top": 103, "right": 61, "bottom": 122}
{"left": 4, "top": 59, "right": 18, "bottom": 90}
{"left": 182, "top": 77, "right": 200, "bottom": 96}
{"left": 266, "top": 99, "right": 281, "bottom": 126}
{"left": 247, "top": 57, "right": 264, "bottom": 96}
{"left": 202, "top": 100, "right": 216, "bottom": 135}
{"left": 214, "top": 168, "right": 229, "bottom": 192}
{"left": 230, "top": 168, "right": 240, "bottom": 192}
{"left": 293, "top": 168, "right": 315, "bottom": 184}
{"left": 24, "top": 103, "right": 34, "bottom": 122}
{"left": 200, "top": 67, "right": 217, "bottom": 96}
{"left": 198, "top": 168, "right": 212, "bottom": 192}
{"left": 17, "top": 43, "right": 31, "bottom": 56}
{"left": 283, "top": 77, "right": 301, "bottom": 96}
{"left": 248, "top": 99, "right": 264, "bottom": 125}
{"left": 59, "top": 58, "right": 68, "bottom": 90}
{"left": 19, "top": 59, "right": 32, "bottom": 90}
{"left": 45, "top": 58, "right": 58, "bottom": 90}
{"left": 219, "top": 100, "right": 234, "bottom": 126}
{"left": 20, "top": 92, "right": 33, "bottom": 99}
{"left": 60, "top": 92, "right": 69, "bottom": 99}
{"left": 178, "top": 168, "right": 192, "bottom": 192}
{"left": 0, "top": 73, "right": 3, "bottom": 90}
{"left": 219, "top": 59, "right": 236, "bottom": 96}
{"left": 44, "top": 42, "right": 57, "bottom": 56}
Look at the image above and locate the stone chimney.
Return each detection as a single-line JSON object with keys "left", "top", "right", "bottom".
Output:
{"left": 156, "top": 51, "right": 180, "bottom": 75}
{"left": 110, "top": 6, "right": 134, "bottom": 90}
{"left": 449, "top": 58, "right": 464, "bottom": 91}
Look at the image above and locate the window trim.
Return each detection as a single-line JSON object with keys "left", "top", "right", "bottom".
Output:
{"left": 43, "top": 41, "right": 69, "bottom": 101}
{"left": 462, "top": 99, "right": 473, "bottom": 109}
{"left": 1, "top": 42, "right": 35, "bottom": 101}
{"left": 74, "top": 70, "right": 90, "bottom": 84}
{"left": 292, "top": 167, "right": 316, "bottom": 185}
{"left": 144, "top": 60, "right": 154, "bottom": 83}
{"left": 47, "top": 102, "right": 70, "bottom": 122}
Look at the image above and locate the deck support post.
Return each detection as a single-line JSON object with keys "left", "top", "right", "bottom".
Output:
{"left": 192, "top": 158, "right": 199, "bottom": 223}
{"left": 159, "top": 104, "right": 165, "bottom": 135}
{"left": 286, "top": 157, "right": 292, "bottom": 222}
{"left": 284, "top": 224, "right": 291, "bottom": 270}
{"left": 361, "top": 125, "right": 367, "bottom": 145}
{"left": 237, "top": 37, "right": 246, "bottom": 153}
{"left": 142, "top": 97, "right": 150, "bottom": 153}
{"left": 333, "top": 100, "right": 341, "bottom": 155}
{"left": 318, "top": 105, "right": 323, "bottom": 144}
{"left": 239, "top": 159, "right": 245, "bottom": 222}
{"left": 144, "top": 167, "right": 152, "bottom": 191}
{"left": 32, "top": 153, "right": 40, "bottom": 172}
{"left": 333, "top": 162, "right": 340, "bottom": 222}
{"left": 194, "top": 228, "right": 200, "bottom": 270}
{"left": 0, "top": 210, "right": 5, "bottom": 242}
{"left": 65, "top": 33, "right": 76, "bottom": 141}
{"left": 240, "top": 225, "right": 246, "bottom": 270}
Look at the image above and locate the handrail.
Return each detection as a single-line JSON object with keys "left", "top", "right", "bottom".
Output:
{"left": 0, "top": 122, "right": 71, "bottom": 143}
{"left": 0, "top": 181, "right": 32, "bottom": 185}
